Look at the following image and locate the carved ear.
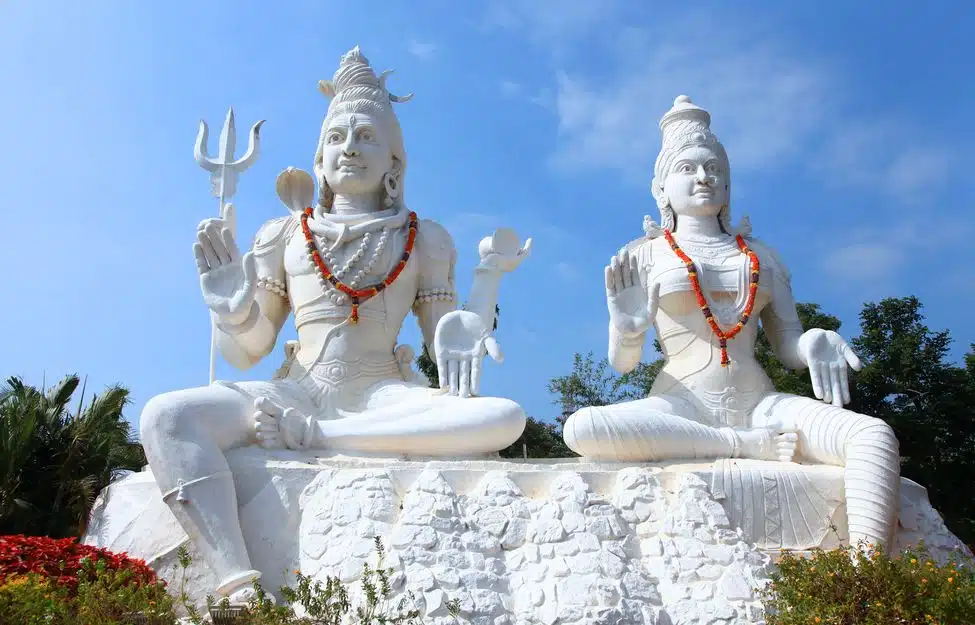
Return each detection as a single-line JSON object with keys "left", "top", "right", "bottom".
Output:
{"left": 650, "top": 178, "right": 669, "bottom": 210}
{"left": 318, "top": 80, "right": 335, "bottom": 98}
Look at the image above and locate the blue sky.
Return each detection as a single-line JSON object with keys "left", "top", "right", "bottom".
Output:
{"left": 1, "top": 1, "right": 973, "bottom": 432}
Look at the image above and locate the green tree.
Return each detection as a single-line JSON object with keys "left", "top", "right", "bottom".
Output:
{"left": 846, "top": 297, "right": 975, "bottom": 543}
{"left": 0, "top": 375, "right": 146, "bottom": 538}
{"left": 499, "top": 417, "right": 575, "bottom": 459}
{"left": 548, "top": 350, "right": 664, "bottom": 424}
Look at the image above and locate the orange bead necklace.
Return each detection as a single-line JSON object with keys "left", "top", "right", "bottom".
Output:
{"left": 663, "top": 230, "right": 760, "bottom": 367}
{"left": 301, "top": 207, "right": 418, "bottom": 324}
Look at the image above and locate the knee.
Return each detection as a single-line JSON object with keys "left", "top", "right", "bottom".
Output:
{"left": 485, "top": 397, "right": 527, "bottom": 447}
{"left": 848, "top": 415, "right": 899, "bottom": 451}
{"left": 139, "top": 390, "right": 200, "bottom": 449}
{"left": 563, "top": 406, "right": 605, "bottom": 457}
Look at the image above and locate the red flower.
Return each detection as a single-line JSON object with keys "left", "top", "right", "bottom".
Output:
{"left": 0, "top": 534, "right": 160, "bottom": 595}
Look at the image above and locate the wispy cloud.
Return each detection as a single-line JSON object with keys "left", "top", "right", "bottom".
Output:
{"left": 816, "top": 119, "right": 952, "bottom": 201}
{"left": 407, "top": 39, "right": 438, "bottom": 60}
{"left": 499, "top": 79, "right": 553, "bottom": 110}
{"left": 483, "top": 0, "right": 620, "bottom": 48}
{"left": 499, "top": 12, "right": 952, "bottom": 200}
{"left": 822, "top": 217, "right": 973, "bottom": 288}
{"left": 547, "top": 21, "right": 831, "bottom": 183}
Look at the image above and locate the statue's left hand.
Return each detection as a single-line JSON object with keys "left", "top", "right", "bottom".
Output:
{"left": 478, "top": 228, "right": 532, "bottom": 272}
{"left": 253, "top": 397, "right": 310, "bottom": 450}
{"left": 798, "top": 329, "right": 863, "bottom": 407}
{"left": 434, "top": 310, "right": 502, "bottom": 398}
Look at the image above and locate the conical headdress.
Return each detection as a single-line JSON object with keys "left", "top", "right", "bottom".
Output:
{"left": 314, "top": 46, "right": 413, "bottom": 174}
{"left": 648, "top": 95, "right": 739, "bottom": 235}
{"left": 651, "top": 95, "right": 729, "bottom": 202}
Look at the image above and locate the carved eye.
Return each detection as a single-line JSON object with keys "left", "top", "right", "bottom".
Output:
{"left": 326, "top": 132, "right": 343, "bottom": 144}
{"left": 678, "top": 163, "right": 694, "bottom": 174}
{"left": 706, "top": 163, "right": 720, "bottom": 174}
{"left": 358, "top": 129, "right": 374, "bottom": 142}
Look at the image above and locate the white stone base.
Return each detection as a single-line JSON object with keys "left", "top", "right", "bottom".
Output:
{"left": 85, "top": 448, "right": 970, "bottom": 625}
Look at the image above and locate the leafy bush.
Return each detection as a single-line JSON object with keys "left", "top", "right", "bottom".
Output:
{"left": 0, "top": 375, "right": 145, "bottom": 538}
{"left": 761, "top": 543, "right": 975, "bottom": 625}
{"left": 0, "top": 534, "right": 158, "bottom": 594}
{"left": 0, "top": 562, "right": 174, "bottom": 624}
{"left": 178, "top": 538, "right": 460, "bottom": 624}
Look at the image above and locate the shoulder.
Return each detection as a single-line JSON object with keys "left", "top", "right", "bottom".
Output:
{"left": 415, "top": 218, "right": 456, "bottom": 261}
{"left": 746, "top": 236, "right": 791, "bottom": 281}
{"left": 253, "top": 215, "right": 298, "bottom": 251}
{"left": 620, "top": 235, "right": 669, "bottom": 266}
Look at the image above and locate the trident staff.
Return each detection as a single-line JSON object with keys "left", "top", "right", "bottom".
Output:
{"left": 194, "top": 108, "right": 264, "bottom": 384}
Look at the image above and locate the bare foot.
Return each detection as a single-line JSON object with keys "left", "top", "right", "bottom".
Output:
{"left": 227, "top": 584, "right": 275, "bottom": 607}
{"left": 737, "top": 427, "right": 799, "bottom": 462}
{"left": 253, "top": 397, "right": 310, "bottom": 450}
{"left": 773, "top": 431, "right": 799, "bottom": 462}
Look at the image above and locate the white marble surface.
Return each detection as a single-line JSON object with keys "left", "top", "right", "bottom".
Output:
{"left": 564, "top": 95, "right": 901, "bottom": 553}
{"left": 139, "top": 46, "right": 531, "bottom": 602}
{"left": 85, "top": 451, "right": 970, "bottom": 624}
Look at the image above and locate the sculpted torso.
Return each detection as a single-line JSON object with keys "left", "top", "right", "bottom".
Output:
{"left": 632, "top": 234, "right": 791, "bottom": 426}
{"left": 563, "top": 95, "right": 901, "bottom": 553}
{"left": 254, "top": 210, "right": 453, "bottom": 411}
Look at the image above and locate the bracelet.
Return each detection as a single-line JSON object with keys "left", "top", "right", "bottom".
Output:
{"left": 416, "top": 288, "right": 456, "bottom": 304}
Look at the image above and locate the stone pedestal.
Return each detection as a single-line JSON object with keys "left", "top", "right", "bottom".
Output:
{"left": 85, "top": 448, "right": 969, "bottom": 625}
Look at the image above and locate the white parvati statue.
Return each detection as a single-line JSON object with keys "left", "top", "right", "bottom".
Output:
{"left": 563, "top": 96, "right": 900, "bottom": 552}
{"left": 140, "top": 47, "right": 530, "bottom": 603}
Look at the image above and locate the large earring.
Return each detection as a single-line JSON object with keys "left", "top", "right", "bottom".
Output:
{"left": 317, "top": 177, "right": 334, "bottom": 212}
{"left": 382, "top": 171, "right": 400, "bottom": 208}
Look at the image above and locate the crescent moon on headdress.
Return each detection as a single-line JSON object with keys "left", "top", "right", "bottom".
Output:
{"left": 378, "top": 70, "right": 414, "bottom": 103}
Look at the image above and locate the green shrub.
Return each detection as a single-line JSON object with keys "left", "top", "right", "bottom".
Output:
{"left": 0, "top": 563, "right": 175, "bottom": 624}
{"left": 761, "top": 543, "right": 975, "bottom": 625}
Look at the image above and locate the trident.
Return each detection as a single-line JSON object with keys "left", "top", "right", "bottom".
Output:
{"left": 194, "top": 107, "right": 265, "bottom": 384}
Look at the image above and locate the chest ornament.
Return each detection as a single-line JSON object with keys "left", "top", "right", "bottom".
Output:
{"left": 663, "top": 230, "right": 760, "bottom": 367}
{"left": 300, "top": 207, "right": 418, "bottom": 324}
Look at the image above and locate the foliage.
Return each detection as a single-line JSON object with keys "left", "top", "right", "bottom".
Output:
{"left": 0, "top": 534, "right": 158, "bottom": 594}
{"left": 415, "top": 346, "right": 439, "bottom": 390}
{"left": 847, "top": 297, "right": 975, "bottom": 544}
{"left": 0, "top": 375, "right": 146, "bottom": 537}
{"left": 0, "top": 540, "right": 174, "bottom": 624}
{"left": 178, "top": 539, "right": 460, "bottom": 625}
{"left": 499, "top": 416, "right": 575, "bottom": 459}
{"left": 761, "top": 543, "right": 975, "bottom": 625}
{"left": 547, "top": 351, "right": 663, "bottom": 423}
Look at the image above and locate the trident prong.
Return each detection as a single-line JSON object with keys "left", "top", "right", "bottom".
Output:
{"left": 194, "top": 106, "right": 264, "bottom": 384}
{"left": 194, "top": 107, "right": 265, "bottom": 222}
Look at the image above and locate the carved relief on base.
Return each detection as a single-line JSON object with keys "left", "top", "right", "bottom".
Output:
{"left": 84, "top": 452, "right": 971, "bottom": 624}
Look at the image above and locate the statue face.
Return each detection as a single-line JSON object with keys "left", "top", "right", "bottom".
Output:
{"left": 662, "top": 145, "right": 728, "bottom": 217}
{"left": 320, "top": 113, "right": 394, "bottom": 195}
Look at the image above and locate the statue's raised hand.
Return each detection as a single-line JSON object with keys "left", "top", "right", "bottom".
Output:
{"left": 193, "top": 203, "right": 258, "bottom": 323}
{"left": 478, "top": 228, "right": 532, "bottom": 272}
{"left": 798, "top": 328, "right": 863, "bottom": 407}
{"left": 606, "top": 250, "right": 658, "bottom": 337}
{"left": 434, "top": 310, "right": 502, "bottom": 398}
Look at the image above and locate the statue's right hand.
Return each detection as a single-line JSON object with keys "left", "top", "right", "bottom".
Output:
{"left": 606, "top": 249, "right": 657, "bottom": 337}
{"left": 193, "top": 204, "right": 257, "bottom": 322}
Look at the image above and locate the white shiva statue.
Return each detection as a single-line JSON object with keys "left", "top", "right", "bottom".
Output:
{"left": 140, "top": 47, "right": 530, "bottom": 603}
{"left": 563, "top": 95, "right": 900, "bottom": 552}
